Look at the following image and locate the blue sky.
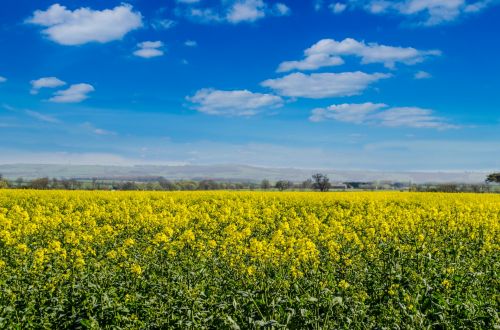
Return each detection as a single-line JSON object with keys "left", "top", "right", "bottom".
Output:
{"left": 0, "top": 0, "right": 499, "bottom": 170}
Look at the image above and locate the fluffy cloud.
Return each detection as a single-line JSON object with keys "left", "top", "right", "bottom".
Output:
{"left": 184, "top": 40, "right": 197, "bottom": 47}
{"left": 27, "top": 4, "right": 142, "bottom": 45}
{"left": 134, "top": 41, "right": 165, "bottom": 58}
{"left": 274, "top": 3, "right": 292, "bottom": 15}
{"left": 179, "top": 0, "right": 290, "bottom": 24}
{"left": 330, "top": 2, "right": 348, "bottom": 13}
{"left": 261, "top": 71, "right": 391, "bottom": 98}
{"left": 49, "top": 83, "right": 95, "bottom": 103}
{"left": 351, "top": 0, "right": 497, "bottom": 26}
{"left": 310, "top": 102, "right": 457, "bottom": 129}
{"left": 278, "top": 54, "right": 344, "bottom": 72}
{"left": 30, "top": 77, "right": 66, "bottom": 94}
{"left": 310, "top": 102, "right": 386, "bottom": 123}
{"left": 227, "top": 0, "right": 267, "bottom": 23}
{"left": 0, "top": 76, "right": 6, "bottom": 83}
{"left": 414, "top": 70, "right": 432, "bottom": 79}
{"left": 278, "top": 38, "right": 441, "bottom": 72}
{"left": 188, "top": 88, "right": 283, "bottom": 116}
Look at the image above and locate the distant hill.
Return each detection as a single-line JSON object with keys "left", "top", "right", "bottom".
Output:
{"left": 0, "top": 164, "right": 489, "bottom": 184}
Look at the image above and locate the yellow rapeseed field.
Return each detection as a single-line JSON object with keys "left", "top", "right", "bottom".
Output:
{"left": 0, "top": 190, "right": 498, "bottom": 328}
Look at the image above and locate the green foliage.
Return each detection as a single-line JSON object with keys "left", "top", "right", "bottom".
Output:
{"left": 486, "top": 172, "right": 500, "bottom": 183}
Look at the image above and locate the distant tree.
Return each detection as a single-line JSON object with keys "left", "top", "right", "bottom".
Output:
{"left": 436, "top": 183, "right": 459, "bottom": 193}
{"left": 60, "top": 179, "right": 72, "bottom": 190}
{"left": 145, "top": 182, "right": 156, "bottom": 191}
{"left": 30, "top": 177, "right": 50, "bottom": 190}
{"left": 177, "top": 181, "right": 197, "bottom": 190}
{"left": 486, "top": 172, "right": 500, "bottom": 183}
{"left": 312, "top": 173, "right": 331, "bottom": 192}
{"left": 260, "top": 179, "right": 271, "bottom": 190}
{"left": 199, "top": 180, "right": 219, "bottom": 190}
{"left": 15, "top": 177, "right": 24, "bottom": 188}
{"left": 121, "top": 181, "right": 139, "bottom": 190}
{"left": 0, "top": 174, "right": 8, "bottom": 189}
{"left": 158, "top": 177, "right": 178, "bottom": 190}
{"left": 275, "top": 180, "right": 292, "bottom": 191}
{"left": 301, "top": 178, "right": 313, "bottom": 189}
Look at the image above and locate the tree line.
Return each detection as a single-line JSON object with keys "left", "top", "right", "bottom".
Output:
{"left": 1, "top": 172, "right": 499, "bottom": 192}
{"left": 0, "top": 173, "right": 334, "bottom": 192}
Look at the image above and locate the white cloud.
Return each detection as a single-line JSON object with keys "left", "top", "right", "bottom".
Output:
{"left": 310, "top": 102, "right": 458, "bottom": 129}
{"left": 365, "top": 0, "right": 394, "bottom": 14}
{"left": 138, "top": 41, "right": 163, "bottom": 49}
{"left": 185, "top": 40, "right": 197, "bottom": 47}
{"left": 277, "top": 54, "right": 344, "bottom": 72}
{"left": 49, "top": 83, "right": 95, "bottom": 103}
{"left": 227, "top": 0, "right": 267, "bottom": 23}
{"left": 261, "top": 71, "right": 391, "bottom": 98}
{"left": 414, "top": 70, "right": 432, "bottom": 79}
{"left": 187, "top": 8, "right": 224, "bottom": 23}
{"left": 134, "top": 41, "right": 165, "bottom": 58}
{"left": 152, "top": 19, "right": 177, "bottom": 30}
{"left": 464, "top": 0, "right": 493, "bottom": 12}
{"left": 354, "top": 0, "right": 498, "bottom": 26}
{"left": 278, "top": 38, "right": 441, "bottom": 72}
{"left": 27, "top": 4, "right": 142, "bottom": 45}
{"left": 25, "top": 110, "right": 60, "bottom": 123}
{"left": 310, "top": 102, "right": 387, "bottom": 123}
{"left": 274, "top": 3, "right": 292, "bottom": 16}
{"left": 0, "top": 76, "right": 6, "bottom": 83}
{"left": 30, "top": 77, "right": 66, "bottom": 94}
{"left": 180, "top": 0, "right": 289, "bottom": 24}
{"left": 188, "top": 88, "right": 284, "bottom": 116}
{"left": 330, "top": 2, "right": 347, "bottom": 13}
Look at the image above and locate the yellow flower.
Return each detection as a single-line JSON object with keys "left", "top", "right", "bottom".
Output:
{"left": 130, "top": 263, "right": 142, "bottom": 276}
{"left": 442, "top": 279, "right": 452, "bottom": 290}
{"left": 124, "top": 238, "right": 135, "bottom": 247}
{"left": 338, "top": 280, "right": 350, "bottom": 290}
{"left": 75, "top": 257, "right": 85, "bottom": 269}
{"left": 247, "top": 265, "right": 256, "bottom": 276}
{"left": 16, "top": 243, "right": 29, "bottom": 254}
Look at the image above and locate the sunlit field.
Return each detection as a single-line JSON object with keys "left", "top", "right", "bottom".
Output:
{"left": 0, "top": 190, "right": 498, "bottom": 328}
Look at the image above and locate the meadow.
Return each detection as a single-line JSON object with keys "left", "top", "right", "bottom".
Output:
{"left": 0, "top": 190, "right": 498, "bottom": 329}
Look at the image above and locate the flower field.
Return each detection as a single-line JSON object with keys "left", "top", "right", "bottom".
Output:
{"left": 0, "top": 190, "right": 498, "bottom": 328}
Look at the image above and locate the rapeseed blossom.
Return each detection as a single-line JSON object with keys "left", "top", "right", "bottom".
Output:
{"left": 0, "top": 190, "right": 497, "bottom": 328}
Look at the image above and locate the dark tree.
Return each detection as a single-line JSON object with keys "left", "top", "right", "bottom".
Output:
{"left": 275, "top": 180, "right": 291, "bottom": 191}
{"left": 30, "top": 177, "right": 50, "bottom": 190}
{"left": 312, "top": 173, "right": 331, "bottom": 192}
{"left": 121, "top": 181, "right": 139, "bottom": 190}
{"left": 486, "top": 172, "right": 500, "bottom": 183}
{"left": 260, "top": 179, "right": 271, "bottom": 190}
{"left": 199, "top": 180, "right": 219, "bottom": 190}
